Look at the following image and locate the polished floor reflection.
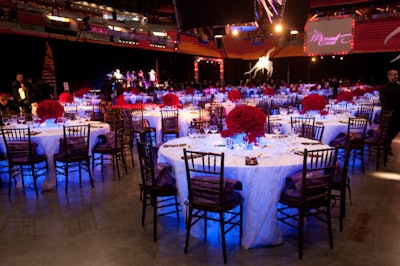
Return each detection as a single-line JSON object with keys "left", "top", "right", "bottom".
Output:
{"left": 1, "top": 150, "right": 400, "bottom": 266}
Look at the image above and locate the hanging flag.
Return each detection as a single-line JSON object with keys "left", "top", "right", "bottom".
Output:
{"left": 41, "top": 41, "right": 57, "bottom": 94}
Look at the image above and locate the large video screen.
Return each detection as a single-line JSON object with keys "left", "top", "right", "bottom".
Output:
{"left": 304, "top": 16, "right": 354, "bottom": 56}
{"left": 175, "top": 0, "right": 255, "bottom": 31}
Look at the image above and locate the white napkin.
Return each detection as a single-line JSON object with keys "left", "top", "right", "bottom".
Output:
{"left": 18, "top": 88, "right": 26, "bottom": 100}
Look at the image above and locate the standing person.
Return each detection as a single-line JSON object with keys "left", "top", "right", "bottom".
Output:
{"left": 11, "top": 72, "right": 23, "bottom": 102}
{"left": 11, "top": 72, "right": 31, "bottom": 113}
{"left": 380, "top": 69, "right": 400, "bottom": 154}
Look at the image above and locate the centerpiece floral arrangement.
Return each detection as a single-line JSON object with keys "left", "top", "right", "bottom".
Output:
{"left": 74, "top": 87, "right": 90, "bottom": 98}
{"left": 162, "top": 93, "right": 180, "bottom": 106}
{"left": 228, "top": 90, "right": 241, "bottom": 102}
{"left": 263, "top": 87, "right": 275, "bottom": 96}
{"left": 221, "top": 105, "right": 266, "bottom": 143}
{"left": 352, "top": 87, "right": 366, "bottom": 97}
{"left": 185, "top": 87, "right": 194, "bottom": 95}
{"left": 218, "top": 86, "right": 226, "bottom": 93}
{"left": 58, "top": 92, "right": 73, "bottom": 103}
{"left": 131, "top": 88, "right": 141, "bottom": 95}
{"left": 300, "top": 94, "right": 328, "bottom": 114}
{"left": 36, "top": 99, "right": 64, "bottom": 121}
{"left": 336, "top": 91, "right": 354, "bottom": 103}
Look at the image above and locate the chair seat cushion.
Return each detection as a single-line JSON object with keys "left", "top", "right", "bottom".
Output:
{"left": 282, "top": 165, "right": 342, "bottom": 198}
{"left": 7, "top": 141, "right": 41, "bottom": 162}
{"left": 191, "top": 176, "right": 242, "bottom": 205}
{"left": 94, "top": 132, "right": 116, "bottom": 149}
{"left": 365, "top": 127, "right": 381, "bottom": 142}
{"left": 145, "top": 162, "right": 176, "bottom": 188}
{"left": 58, "top": 137, "right": 87, "bottom": 157}
{"left": 163, "top": 117, "right": 178, "bottom": 131}
{"left": 329, "top": 132, "right": 347, "bottom": 147}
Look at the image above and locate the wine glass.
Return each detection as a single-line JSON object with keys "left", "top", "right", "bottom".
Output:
{"left": 188, "top": 127, "right": 196, "bottom": 139}
{"left": 272, "top": 124, "right": 282, "bottom": 137}
{"left": 2, "top": 116, "right": 9, "bottom": 126}
{"left": 210, "top": 125, "right": 218, "bottom": 134}
{"left": 203, "top": 123, "right": 210, "bottom": 134}
{"left": 18, "top": 115, "right": 25, "bottom": 124}
{"left": 32, "top": 115, "right": 41, "bottom": 128}
{"left": 10, "top": 115, "right": 18, "bottom": 126}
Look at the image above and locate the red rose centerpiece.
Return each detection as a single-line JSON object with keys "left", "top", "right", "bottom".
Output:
{"left": 131, "top": 88, "right": 141, "bottom": 95}
{"left": 162, "top": 93, "right": 180, "bottom": 106}
{"left": 185, "top": 87, "right": 194, "bottom": 95}
{"left": 36, "top": 100, "right": 64, "bottom": 123}
{"left": 352, "top": 87, "right": 366, "bottom": 97}
{"left": 300, "top": 94, "right": 327, "bottom": 114}
{"left": 263, "top": 87, "right": 275, "bottom": 96}
{"left": 58, "top": 92, "right": 73, "bottom": 103}
{"left": 74, "top": 88, "right": 90, "bottom": 98}
{"left": 336, "top": 91, "right": 354, "bottom": 103}
{"left": 221, "top": 105, "right": 266, "bottom": 143}
{"left": 228, "top": 90, "right": 241, "bottom": 102}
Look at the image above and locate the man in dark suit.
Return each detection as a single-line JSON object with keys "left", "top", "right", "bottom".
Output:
{"left": 11, "top": 72, "right": 31, "bottom": 113}
{"left": 380, "top": 69, "right": 400, "bottom": 154}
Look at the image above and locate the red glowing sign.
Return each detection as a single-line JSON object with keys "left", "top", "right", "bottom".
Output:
{"left": 304, "top": 16, "right": 354, "bottom": 56}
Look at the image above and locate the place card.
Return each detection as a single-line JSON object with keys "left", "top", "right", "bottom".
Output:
{"left": 163, "top": 143, "right": 186, "bottom": 148}
{"left": 301, "top": 142, "right": 322, "bottom": 145}
{"left": 245, "top": 156, "right": 258, "bottom": 165}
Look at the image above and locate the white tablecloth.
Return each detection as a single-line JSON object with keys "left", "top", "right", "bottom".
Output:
{"left": 0, "top": 121, "right": 110, "bottom": 190}
{"left": 143, "top": 109, "right": 200, "bottom": 145}
{"left": 273, "top": 114, "right": 348, "bottom": 144}
{"left": 157, "top": 134, "right": 330, "bottom": 248}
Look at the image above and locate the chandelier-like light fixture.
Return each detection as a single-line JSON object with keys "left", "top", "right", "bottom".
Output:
{"left": 257, "top": 0, "right": 283, "bottom": 24}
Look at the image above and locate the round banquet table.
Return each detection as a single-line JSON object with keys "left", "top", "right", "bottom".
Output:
{"left": 270, "top": 112, "right": 376, "bottom": 145}
{"left": 157, "top": 134, "right": 330, "bottom": 249}
{"left": 0, "top": 121, "right": 110, "bottom": 191}
{"left": 271, "top": 114, "right": 349, "bottom": 144}
{"left": 143, "top": 109, "right": 201, "bottom": 145}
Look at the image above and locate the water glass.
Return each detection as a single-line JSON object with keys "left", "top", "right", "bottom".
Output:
{"left": 210, "top": 125, "right": 218, "bottom": 134}
{"left": 203, "top": 123, "right": 210, "bottom": 134}
{"left": 188, "top": 128, "right": 196, "bottom": 139}
{"left": 2, "top": 116, "right": 9, "bottom": 126}
{"left": 226, "top": 137, "right": 233, "bottom": 149}
{"left": 18, "top": 115, "right": 25, "bottom": 124}
{"left": 10, "top": 115, "right": 18, "bottom": 126}
{"left": 272, "top": 125, "right": 282, "bottom": 136}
